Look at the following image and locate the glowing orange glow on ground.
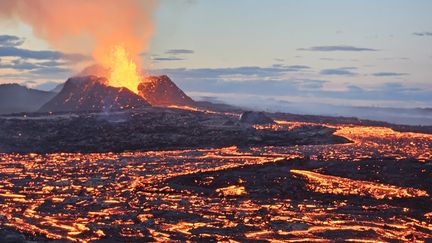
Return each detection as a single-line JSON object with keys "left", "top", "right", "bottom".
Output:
{"left": 216, "top": 185, "right": 247, "bottom": 196}
{"left": 0, "top": 118, "right": 431, "bottom": 241}
{"left": 290, "top": 169, "right": 429, "bottom": 199}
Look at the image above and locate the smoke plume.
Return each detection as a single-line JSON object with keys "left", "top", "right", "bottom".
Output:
{"left": 0, "top": 0, "right": 158, "bottom": 73}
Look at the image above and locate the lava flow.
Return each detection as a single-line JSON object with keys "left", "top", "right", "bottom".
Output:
{"left": 0, "top": 119, "right": 431, "bottom": 242}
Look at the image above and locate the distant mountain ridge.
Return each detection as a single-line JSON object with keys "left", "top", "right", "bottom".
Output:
{"left": 0, "top": 83, "right": 56, "bottom": 114}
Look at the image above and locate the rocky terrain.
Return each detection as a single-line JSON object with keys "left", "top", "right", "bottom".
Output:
{"left": 0, "top": 108, "right": 349, "bottom": 153}
{"left": 169, "top": 157, "right": 432, "bottom": 203}
{"left": 167, "top": 157, "right": 432, "bottom": 241}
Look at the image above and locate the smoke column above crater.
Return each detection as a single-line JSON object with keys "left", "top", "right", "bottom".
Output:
{"left": 0, "top": 0, "right": 159, "bottom": 93}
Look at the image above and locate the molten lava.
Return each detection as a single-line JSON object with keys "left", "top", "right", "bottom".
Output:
{"left": 104, "top": 45, "right": 142, "bottom": 94}
{"left": 0, "top": 109, "right": 432, "bottom": 241}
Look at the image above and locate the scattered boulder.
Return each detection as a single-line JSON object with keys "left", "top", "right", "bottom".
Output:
{"left": 239, "top": 111, "right": 275, "bottom": 125}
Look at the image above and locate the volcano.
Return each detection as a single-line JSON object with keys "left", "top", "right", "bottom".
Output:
{"left": 138, "top": 75, "right": 195, "bottom": 106}
{"left": 39, "top": 76, "right": 150, "bottom": 113}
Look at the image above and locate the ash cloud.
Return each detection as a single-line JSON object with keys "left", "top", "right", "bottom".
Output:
{"left": 0, "top": 0, "right": 159, "bottom": 70}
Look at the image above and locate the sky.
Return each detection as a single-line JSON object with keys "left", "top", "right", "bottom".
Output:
{"left": 1, "top": 0, "right": 432, "bottom": 109}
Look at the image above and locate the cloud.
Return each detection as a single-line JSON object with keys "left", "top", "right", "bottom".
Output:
{"left": 0, "top": 35, "right": 25, "bottom": 47}
{"left": 377, "top": 57, "right": 410, "bottom": 61}
{"left": 150, "top": 66, "right": 432, "bottom": 106}
{"left": 37, "top": 60, "right": 68, "bottom": 66}
{"left": 413, "top": 32, "right": 432, "bottom": 37}
{"left": 0, "top": 46, "right": 62, "bottom": 59}
{"left": 0, "top": 35, "right": 89, "bottom": 62}
{"left": 0, "top": 59, "right": 39, "bottom": 70}
{"left": 0, "top": 49, "right": 74, "bottom": 83}
{"left": 271, "top": 64, "right": 311, "bottom": 72}
{"left": 151, "top": 56, "right": 185, "bottom": 61}
{"left": 320, "top": 67, "right": 357, "bottom": 76}
{"left": 0, "top": 46, "right": 89, "bottom": 61}
{"left": 372, "top": 72, "right": 408, "bottom": 77}
{"left": 0, "top": 57, "right": 72, "bottom": 73}
{"left": 151, "top": 67, "right": 324, "bottom": 95}
{"left": 285, "top": 65, "right": 310, "bottom": 70}
{"left": 165, "top": 49, "right": 194, "bottom": 55}
{"left": 298, "top": 79, "right": 328, "bottom": 90}
{"left": 149, "top": 49, "right": 195, "bottom": 62}
{"left": 298, "top": 45, "right": 378, "bottom": 52}
{"left": 29, "top": 66, "right": 71, "bottom": 75}
{"left": 152, "top": 65, "right": 311, "bottom": 81}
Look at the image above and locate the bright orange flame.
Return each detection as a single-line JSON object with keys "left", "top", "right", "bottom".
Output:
{"left": 105, "top": 45, "right": 142, "bottom": 94}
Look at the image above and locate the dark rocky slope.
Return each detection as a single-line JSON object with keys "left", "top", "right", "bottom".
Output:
{"left": 138, "top": 75, "right": 195, "bottom": 106}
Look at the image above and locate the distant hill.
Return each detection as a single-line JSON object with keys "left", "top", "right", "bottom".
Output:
{"left": 0, "top": 83, "right": 56, "bottom": 114}
{"left": 39, "top": 76, "right": 151, "bottom": 113}
{"left": 138, "top": 75, "right": 195, "bottom": 106}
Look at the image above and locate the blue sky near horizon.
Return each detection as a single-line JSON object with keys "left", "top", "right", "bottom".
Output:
{"left": 1, "top": 0, "right": 432, "bottom": 108}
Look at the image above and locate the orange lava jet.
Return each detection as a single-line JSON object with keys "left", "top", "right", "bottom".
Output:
{"left": 103, "top": 45, "right": 142, "bottom": 94}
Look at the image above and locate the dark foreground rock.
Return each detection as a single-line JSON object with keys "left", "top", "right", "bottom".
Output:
{"left": 0, "top": 107, "right": 349, "bottom": 153}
